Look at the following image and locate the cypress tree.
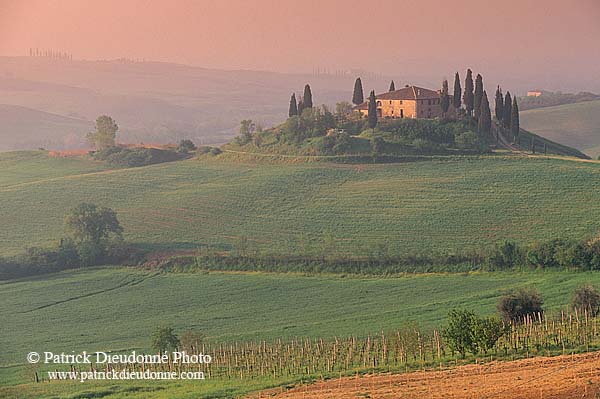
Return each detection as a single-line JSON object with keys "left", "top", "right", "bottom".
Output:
{"left": 463, "top": 69, "right": 474, "bottom": 116}
{"left": 389, "top": 80, "right": 396, "bottom": 92}
{"left": 297, "top": 99, "right": 304, "bottom": 115}
{"left": 473, "top": 74, "right": 484, "bottom": 120}
{"left": 288, "top": 93, "right": 298, "bottom": 117}
{"left": 352, "top": 78, "right": 364, "bottom": 105}
{"left": 495, "top": 86, "right": 504, "bottom": 122}
{"left": 453, "top": 72, "right": 462, "bottom": 110}
{"left": 440, "top": 79, "right": 450, "bottom": 117}
{"left": 303, "top": 84, "right": 313, "bottom": 108}
{"left": 478, "top": 91, "right": 492, "bottom": 135}
{"left": 504, "top": 91, "right": 512, "bottom": 129}
{"left": 511, "top": 97, "right": 520, "bottom": 140}
{"left": 368, "top": 90, "right": 378, "bottom": 131}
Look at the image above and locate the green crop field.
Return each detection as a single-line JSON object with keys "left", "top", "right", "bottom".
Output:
{"left": 521, "top": 100, "right": 600, "bottom": 158}
{"left": 1, "top": 151, "right": 600, "bottom": 257}
{"left": 2, "top": 267, "right": 600, "bottom": 398}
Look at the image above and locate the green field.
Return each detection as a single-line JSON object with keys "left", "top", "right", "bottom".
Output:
{"left": 521, "top": 100, "right": 600, "bottom": 158}
{"left": 2, "top": 267, "right": 600, "bottom": 397}
{"left": 2, "top": 151, "right": 600, "bottom": 257}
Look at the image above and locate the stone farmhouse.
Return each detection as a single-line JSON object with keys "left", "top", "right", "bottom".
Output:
{"left": 355, "top": 85, "right": 451, "bottom": 119}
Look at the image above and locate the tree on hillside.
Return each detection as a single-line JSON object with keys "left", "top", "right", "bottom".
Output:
{"left": 453, "top": 72, "right": 462, "bottom": 110}
{"left": 474, "top": 74, "right": 484, "bottom": 120}
{"left": 368, "top": 90, "right": 378, "bottom": 131}
{"left": 510, "top": 97, "right": 520, "bottom": 140}
{"left": 440, "top": 79, "right": 450, "bottom": 117}
{"left": 289, "top": 93, "right": 298, "bottom": 117}
{"left": 65, "top": 203, "right": 123, "bottom": 245}
{"left": 389, "top": 80, "right": 396, "bottom": 92}
{"left": 352, "top": 78, "right": 364, "bottom": 105}
{"left": 495, "top": 86, "right": 504, "bottom": 122}
{"left": 463, "top": 69, "right": 474, "bottom": 116}
{"left": 503, "top": 91, "right": 512, "bottom": 129}
{"left": 478, "top": 91, "right": 492, "bottom": 135}
{"left": 87, "top": 115, "right": 118, "bottom": 150}
{"left": 498, "top": 289, "right": 544, "bottom": 323}
{"left": 303, "top": 84, "right": 313, "bottom": 109}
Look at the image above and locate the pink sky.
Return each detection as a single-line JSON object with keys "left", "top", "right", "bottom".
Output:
{"left": 1, "top": 0, "right": 599, "bottom": 80}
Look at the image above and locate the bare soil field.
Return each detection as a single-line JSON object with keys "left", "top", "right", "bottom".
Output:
{"left": 255, "top": 352, "right": 600, "bottom": 399}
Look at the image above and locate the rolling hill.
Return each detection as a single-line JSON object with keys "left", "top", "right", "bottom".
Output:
{"left": 0, "top": 57, "right": 392, "bottom": 151}
{"left": 1, "top": 151, "right": 600, "bottom": 257}
{"left": 520, "top": 100, "right": 600, "bottom": 158}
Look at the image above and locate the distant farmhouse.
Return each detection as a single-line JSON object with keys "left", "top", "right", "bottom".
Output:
{"left": 527, "top": 90, "right": 543, "bottom": 97}
{"left": 355, "top": 85, "right": 451, "bottom": 119}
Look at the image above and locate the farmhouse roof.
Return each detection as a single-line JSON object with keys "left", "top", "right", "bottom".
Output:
{"left": 354, "top": 85, "right": 440, "bottom": 109}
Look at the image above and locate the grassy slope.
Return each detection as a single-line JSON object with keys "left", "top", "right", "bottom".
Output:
{"left": 520, "top": 100, "right": 600, "bottom": 158}
{"left": 2, "top": 268, "right": 600, "bottom": 389}
{"left": 2, "top": 152, "right": 600, "bottom": 256}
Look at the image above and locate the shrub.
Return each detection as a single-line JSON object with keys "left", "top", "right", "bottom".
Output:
{"left": 497, "top": 288, "right": 544, "bottom": 323}
{"left": 455, "top": 131, "right": 479, "bottom": 149}
{"left": 572, "top": 284, "right": 600, "bottom": 316}
{"left": 472, "top": 316, "right": 507, "bottom": 354}
{"left": 177, "top": 139, "right": 197, "bottom": 153}
{"left": 442, "top": 309, "right": 478, "bottom": 358}
{"left": 210, "top": 147, "right": 222, "bottom": 155}
{"left": 151, "top": 326, "right": 180, "bottom": 353}
{"left": 197, "top": 146, "right": 212, "bottom": 154}
{"left": 443, "top": 309, "right": 507, "bottom": 357}
{"left": 92, "top": 146, "right": 182, "bottom": 167}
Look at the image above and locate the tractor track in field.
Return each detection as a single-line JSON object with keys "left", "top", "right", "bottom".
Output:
{"left": 20, "top": 273, "right": 158, "bottom": 313}
{"left": 250, "top": 351, "right": 600, "bottom": 399}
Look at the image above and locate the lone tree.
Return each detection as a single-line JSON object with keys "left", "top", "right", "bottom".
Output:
{"left": 453, "top": 72, "right": 462, "bottom": 110}
{"left": 65, "top": 203, "right": 123, "bottom": 244}
{"left": 367, "top": 90, "right": 378, "bottom": 131}
{"left": 87, "top": 115, "right": 118, "bottom": 149}
{"left": 503, "top": 91, "right": 512, "bottom": 129}
{"left": 473, "top": 74, "right": 484, "bottom": 120}
{"left": 303, "top": 84, "right": 313, "bottom": 109}
{"left": 352, "top": 77, "right": 364, "bottom": 105}
{"left": 495, "top": 86, "right": 504, "bottom": 122}
{"left": 288, "top": 93, "right": 298, "bottom": 117}
{"left": 463, "top": 69, "right": 474, "bottom": 116}
{"left": 389, "top": 80, "right": 396, "bottom": 92}
{"left": 478, "top": 91, "right": 492, "bottom": 135}
{"left": 151, "top": 326, "right": 180, "bottom": 353}
{"left": 510, "top": 97, "right": 520, "bottom": 140}
{"left": 440, "top": 79, "right": 450, "bottom": 117}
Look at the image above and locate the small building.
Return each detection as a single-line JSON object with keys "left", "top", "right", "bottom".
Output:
{"left": 355, "top": 85, "right": 449, "bottom": 119}
{"left": 527, "top": 90, "right": 543, "bottom": 97}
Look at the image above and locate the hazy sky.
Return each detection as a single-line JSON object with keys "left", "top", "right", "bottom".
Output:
{"left": 1, "top": 0, "right": 599, "bottom": 81}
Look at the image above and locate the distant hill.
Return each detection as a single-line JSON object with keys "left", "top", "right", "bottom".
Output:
{"left": 0, "top": 104, "right": 92, "bottom": 151}
{"left": 520, "top": 100, "right": 600, "bottom": 158}
{"left": 0, "top": 56, "right": 393, "bottom": 150}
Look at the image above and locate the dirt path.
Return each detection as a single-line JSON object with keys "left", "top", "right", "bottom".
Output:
{"left": 252, "top": 352, "right": 600, "bottom": 399}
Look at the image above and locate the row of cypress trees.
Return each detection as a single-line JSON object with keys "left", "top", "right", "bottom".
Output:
{"left": 288, "top": 84, "right": 314, "bottom": 117}
{"left": 495, "top": 86, "right": 520, "bottom": 140}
